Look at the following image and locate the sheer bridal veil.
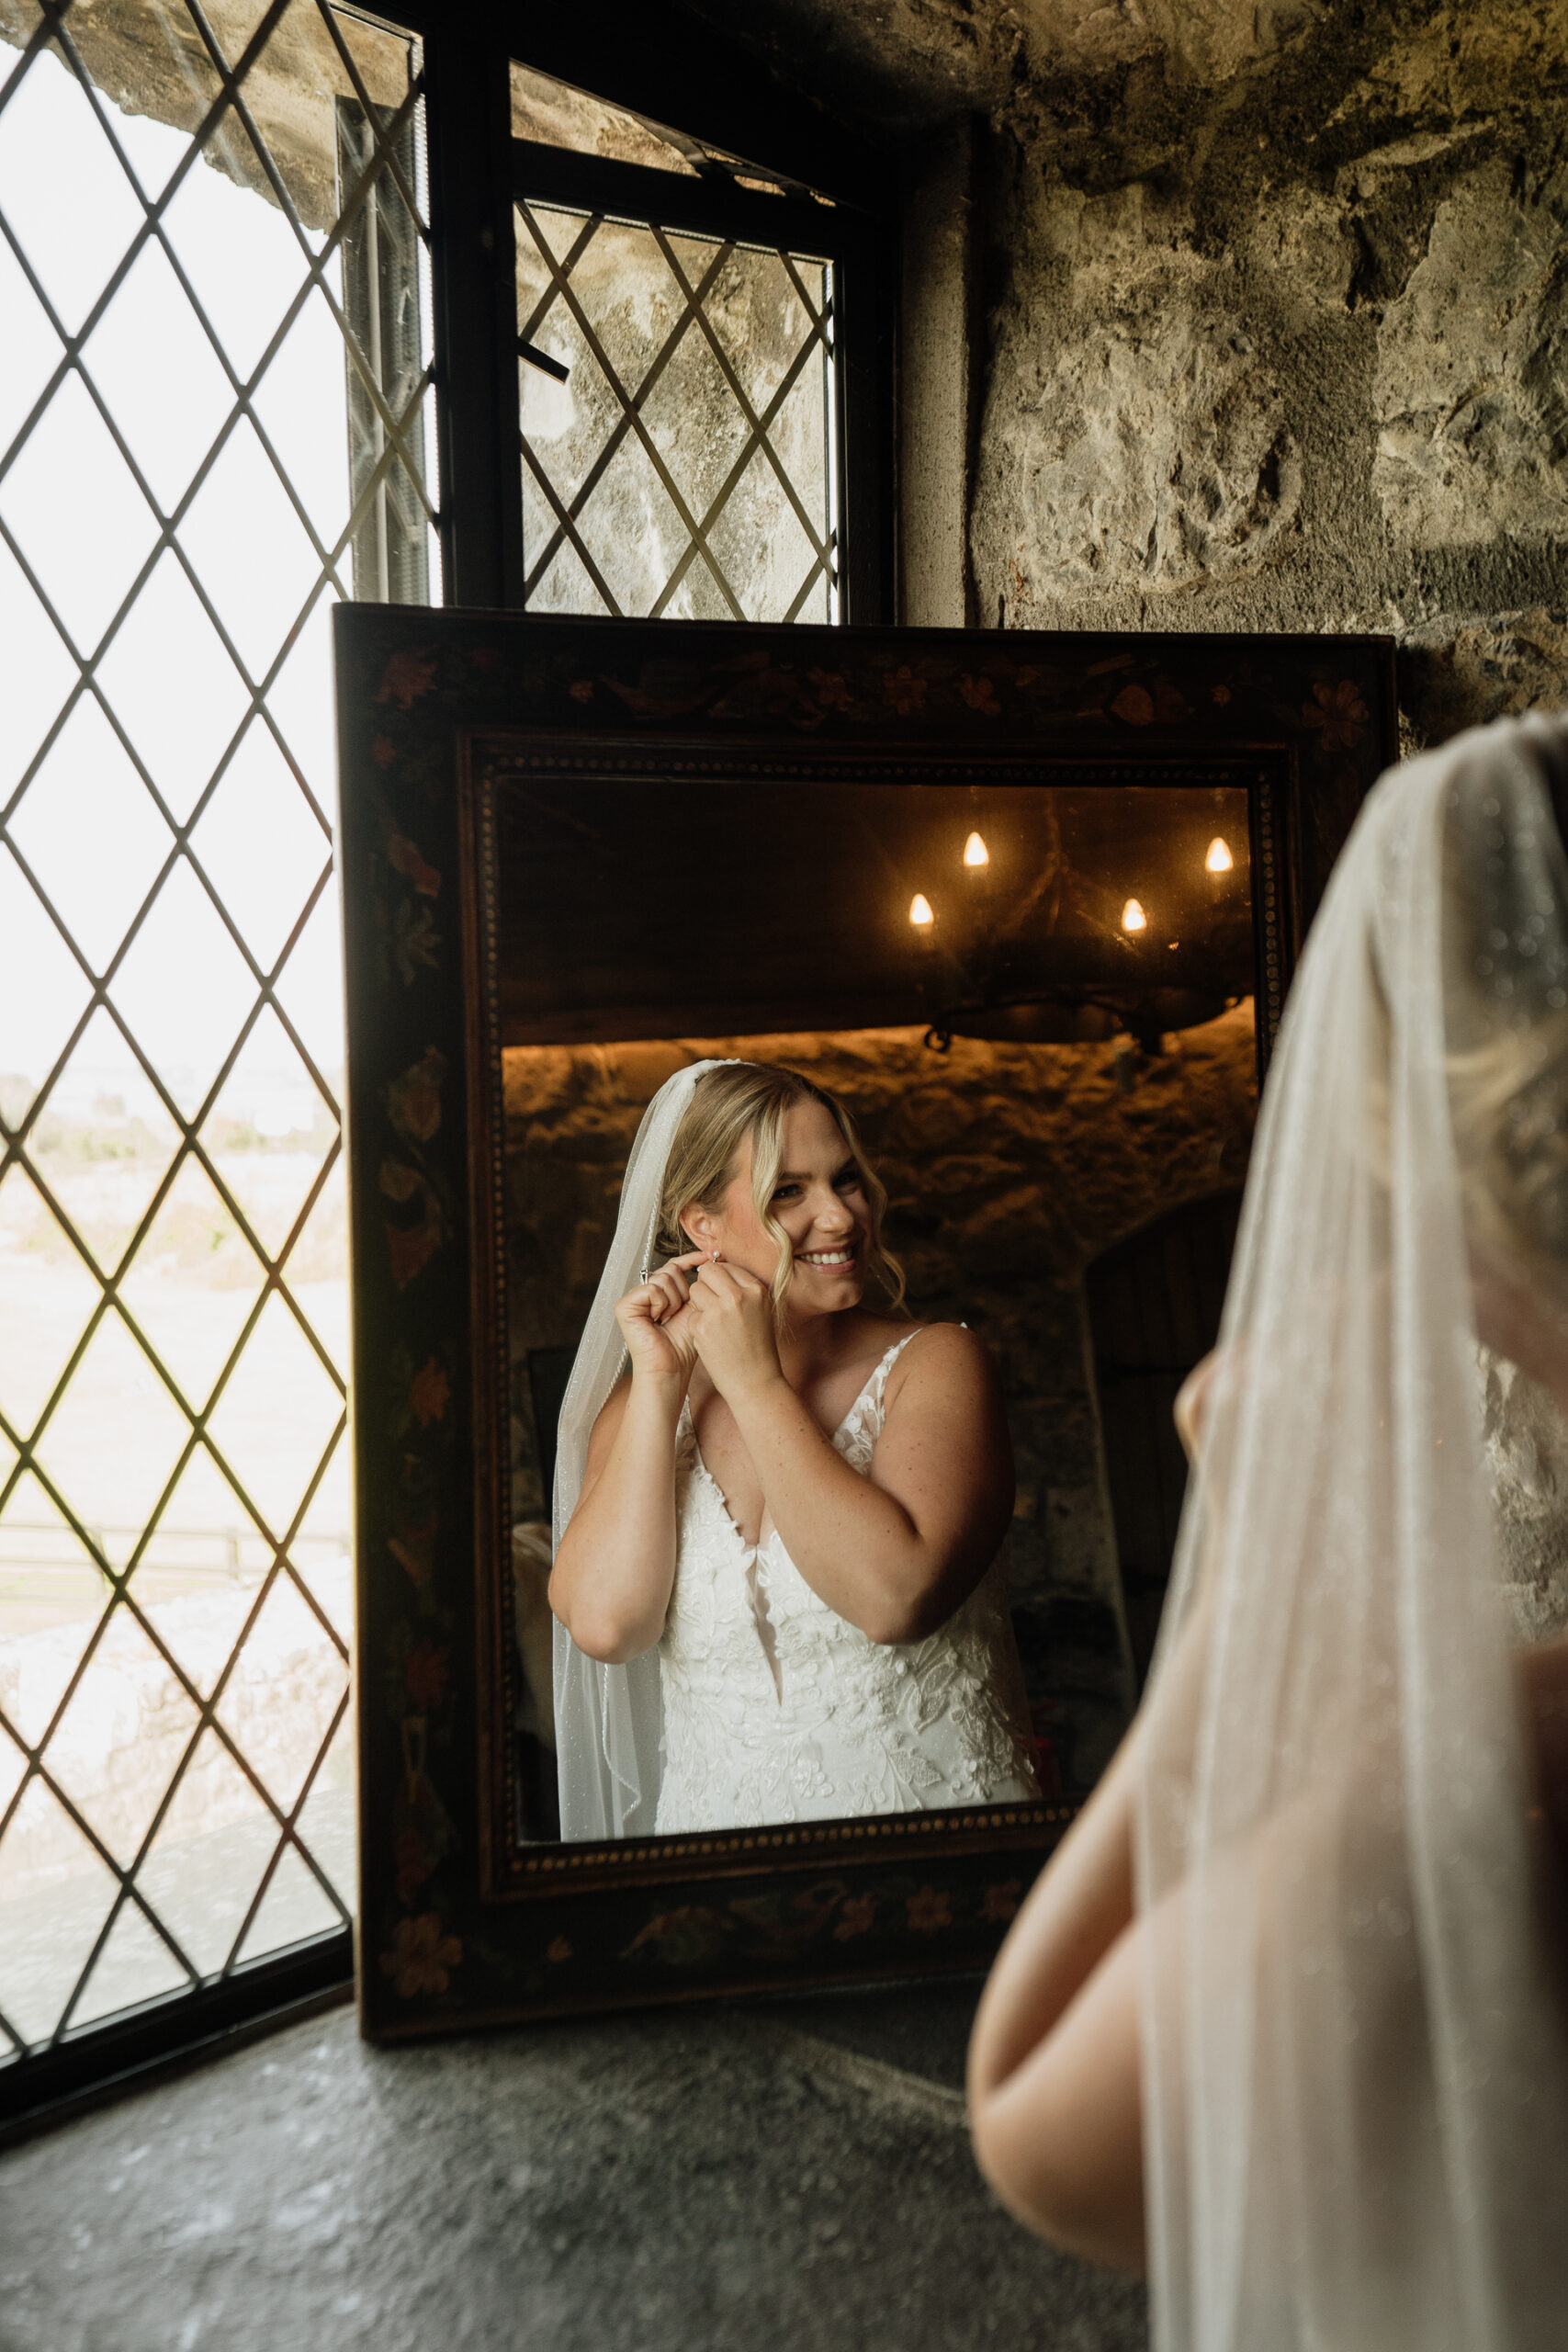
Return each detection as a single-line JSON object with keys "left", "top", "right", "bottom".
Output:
{"left": 1138, "top": 716, "right": 1568, "bottom": 2351}
{"left": 551, "top": 1058, "right": 734, "bottom": 1841}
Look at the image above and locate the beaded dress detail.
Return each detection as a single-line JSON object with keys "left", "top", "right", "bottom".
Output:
{"left": 655, "top": 1330, "right": 1040, "bottom": 1835}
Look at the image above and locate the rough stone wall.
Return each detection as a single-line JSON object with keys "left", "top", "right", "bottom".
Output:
{"left": 965, "top": 0, "right": 1568, "bottom": 746}
{"left": 504, "top": 1006, "right": 1256, "bottom": 1791}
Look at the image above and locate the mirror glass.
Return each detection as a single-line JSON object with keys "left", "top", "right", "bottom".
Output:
{"left": 497, "top": 772, "right": 1260, "bottom": 1840}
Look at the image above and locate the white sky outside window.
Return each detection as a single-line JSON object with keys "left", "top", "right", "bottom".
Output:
{"left": 0, "top": 27, "right": 424, "bottom": 2049}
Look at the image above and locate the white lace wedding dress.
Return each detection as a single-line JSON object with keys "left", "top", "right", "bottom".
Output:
{"left": 654, "top": 1329, "right": 1042, "bottom": 1834}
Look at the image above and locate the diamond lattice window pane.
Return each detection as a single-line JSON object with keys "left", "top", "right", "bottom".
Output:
{"left": 283, "top": 1157, "right": 347, "bottom": 1317}
{"left": 8, "top": 698, "right": 172, "bottom": 976}
{"left": 0, "top": 370, "right": 162, "bottom": 653}
{"left": 131, "top": 1722, "right": 286, "bottom": 1976}
{"left": 668, "top": 555, "right": 737, "bottom": 624}
{"left": 0, "top": 1719, "right": 23, "bottom": 1820}
{"left": 93, "top": 550, "right": 254, "bottom": 827}
{"left": 641, "top": 322, "right": 750, "bottom": 513}
{"left": 33, "top": 1308, "right": 191, "bottom": 1541}
{"left": 118, "top": 1157, "right": 269, "bottom": 1415}
{"left": 70, "top": 1895, "right": 191, "bottom": 2026}
{"left": 188, "top": 723, "right": 332, "bottom": 975}
{"left": 81, "top": 237, "right": 240, "bottom": 517}
{"left": 0, "top": 532, "right": 77, "bottom": 792}
{"left": 2, "top": 0, "right": 433, "bottom": 2060}
{"left": 234, "top": 1838, "right": 342, "bottom": 1960}
{"left": 272, "top": 887, "right": 347, "bottom": 1076}
{"left": 205, "top": 1009, "right": 336, "bottom": 1253}
{"left": 0, "top": 1469, "right": 109, "bottom": 1744}
{"left": 572, "top": 437, "right": 687, "bottom": 615}
{"left": 288, "top": 1464, "right": 352, "bottom": 1646}
{"left": 204, "top": 1292, "right": 343, "bottom": 1539}
{"left": 0, "top": 1180, "right": 103, "bottom": 1453}
{"left": 178, "top": 415, "right": 325, "bottom": 681}
{"left": 0, "top": 43, "right": 148, "bottom": 337}
{"left": 705, "top": 450, "right": 819, "bottom": 625}
{"left": 250, "top": 283, "right": 354, "bottom": 556}
{"left": 518, "top": 194, "right": 595, "bottom": 280}
{"left": 518, "top": 198, "right": 839, "bottom": 624}
{"left": 701, "top": 245, "right": 812, "bottom": 391}
{"left": 159, "top": 107, "right": 320, "bottom": 388}
{"left": 109, "top": 859, "right": 264, "bottom": 1120}
{"left": 518, "top": 304, "right": 625, "bottom": 516}
{"left": 132, "top": 1446, "right": 268, "bottom": 1700}
{"left": 528, "top": 536, "right": 611, "bottom": 616}
{"left": 262, "top": 596, "right": 336, "bottom": 815}
{"left": 21, "top": 1007, "right": 185, "bottom": 1277}
{"left": 291, "top": 1699, "right": 355, "bottom": 1879}
{"left": 42, "top": 1604, "right": 203, "bottom": 1869}
{"left": 0, "top": 226, "right": 64, "bottom": 468}
{"left": 770, "top": 354, "right": 831, "bottom": 537}
{"left": 0, "top": 853, "right": 93, "bottom": 1124}
{"left": 0, "top": 1778, "right": 121, "bottom": 2045}
{"left": 562, "top": 216, "right": 696, "bottom": 408}
{"left": 215, "top": 1569, "right": 347, "bottom": 1815}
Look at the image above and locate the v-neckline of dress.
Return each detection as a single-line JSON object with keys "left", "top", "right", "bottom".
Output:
{"left": 687, "top": 1331, "right": 917, "bottom": 1555}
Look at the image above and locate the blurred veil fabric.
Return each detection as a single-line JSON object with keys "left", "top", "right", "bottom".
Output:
{"left": 1137, "top": 716, "right": 1568, "bottom": 2350}
{"left": 552, "top": 1058, "right": 734, "bottom": 1840}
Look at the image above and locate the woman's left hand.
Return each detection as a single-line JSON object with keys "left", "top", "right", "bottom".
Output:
{"left": 685, "top": 1258, "right": 783, "bottom": 1401}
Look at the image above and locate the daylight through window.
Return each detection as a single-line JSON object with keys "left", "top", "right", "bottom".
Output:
{"left": 0, "top": 0, "right": 436, "bottom": 2065}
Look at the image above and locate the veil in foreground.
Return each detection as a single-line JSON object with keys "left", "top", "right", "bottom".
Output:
{"left": 551, "top": 1058, "right": 733, "bottom": 1841}
{"left": 1138, "top": 718, "right": 1568, "bottom": 2349}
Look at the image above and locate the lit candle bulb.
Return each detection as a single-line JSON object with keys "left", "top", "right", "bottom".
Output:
{"left": 963, "top": 831, "right": 989, "bottom": 868}
{"left": 1122, "top": 898, "right": 1147, "bottom": 933}
{"left": 909, "top": 893, "right": 934, "bottom": 927}
{"left": 1205, "top": 836, "right": 1234, "bottom": 874}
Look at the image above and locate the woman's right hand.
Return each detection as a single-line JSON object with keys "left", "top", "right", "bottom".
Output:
{"left": 614, "top": 1250, "right": 710, "bottom": 1385}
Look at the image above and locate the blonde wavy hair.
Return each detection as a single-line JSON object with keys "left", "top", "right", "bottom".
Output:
{"left": 654, "top": 1061, "right": 906, "bottom": 1317}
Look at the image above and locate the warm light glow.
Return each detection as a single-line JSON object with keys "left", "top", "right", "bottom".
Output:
{"left": 1122, "top": 898, "right": 1147, "bottom": 933}
{"left": 1205, "top": 836, "right": 1235, "bottom": 874}
{"left": 909, "top": 893, "right": 934, "bottom": 927}
{"left": 963, "top": 831, "right": 990, "bottom": 868}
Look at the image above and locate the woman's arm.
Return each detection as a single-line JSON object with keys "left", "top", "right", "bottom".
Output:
{"left": 547, "top": 1255, "right": 705, "bottom": 1662}
{"left": 966, "top": 1723, "right": 1146, "bottom": 2272}
{"left": 547, "top": 1377, "right": 682, "bottom": 1661}
{"left": 691, "top": 1269, "right": 1013, "bottom": 1643}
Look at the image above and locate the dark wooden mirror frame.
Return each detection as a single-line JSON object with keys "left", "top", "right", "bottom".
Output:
{"left": 334, "top": 606, "right": 1394, "bottom": 2041}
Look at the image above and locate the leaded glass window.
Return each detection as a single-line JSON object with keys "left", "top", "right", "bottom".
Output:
{"left": 512, "top": 68, "right": 850, "bottom": 626}
{"left": 0, "top": 0, "right": 436, "bottom": 2075}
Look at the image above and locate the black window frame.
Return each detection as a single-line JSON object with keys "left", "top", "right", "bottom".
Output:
{"left": 508, "top": 141, "right": 891, "bottom": 625}
{"left": 422, "top": 11, "right": 895, "bottom": 618}
{"left": 2, "top": 0, "right": 892, "bottom": 2140}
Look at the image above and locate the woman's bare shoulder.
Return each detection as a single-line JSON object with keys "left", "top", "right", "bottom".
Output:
{"left": 884, "top": 1319, "right": 998, "bottom": 1406}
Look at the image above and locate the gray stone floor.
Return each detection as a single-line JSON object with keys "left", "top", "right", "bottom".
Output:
{"left": 0, "top": 1979, "right": 1148, "bottom": 2352}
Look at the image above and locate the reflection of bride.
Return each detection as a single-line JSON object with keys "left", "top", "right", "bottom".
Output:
{"left": 548, "top": 1059, "right": 1040, "bottom": 1839}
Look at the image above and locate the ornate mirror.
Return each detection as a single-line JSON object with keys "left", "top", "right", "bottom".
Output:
{"left": 334, "top": 608, "right": 1393, "bottom": 2037}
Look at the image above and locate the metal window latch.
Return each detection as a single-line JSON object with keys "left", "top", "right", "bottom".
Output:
{"left": 518, "top": 339, "right": 570, "bottom": 382}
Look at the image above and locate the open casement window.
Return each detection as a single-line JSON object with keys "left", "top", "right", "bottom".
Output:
{"left": 0, "top": 0, "right": 440, "bottom": 2128}
{"left": 511, "top": 62, "right": 888, "bottom": 626}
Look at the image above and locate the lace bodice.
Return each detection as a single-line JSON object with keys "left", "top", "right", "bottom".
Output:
{"left": 655, "top": 1329, "right": 1041, "bottom": 1834}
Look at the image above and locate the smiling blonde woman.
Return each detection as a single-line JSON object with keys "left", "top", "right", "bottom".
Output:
{"left": 547, "top": 1058, "right": 1040, "bottom": 1839}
